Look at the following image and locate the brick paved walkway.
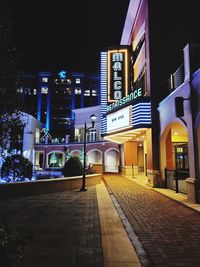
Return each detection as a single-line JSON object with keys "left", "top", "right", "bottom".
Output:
{"left": 0, "top": 186, "right": 103, "bottom": 267}
{"left": 104, "top": 175, "right": 200, "bottom": 267}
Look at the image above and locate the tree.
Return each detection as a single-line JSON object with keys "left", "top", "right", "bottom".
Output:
{"left": 1, "top": 154, "right": 33, "bottom": 181}
{"left": 63, "top": 157, "right": 83, "bottom": 177}
{"left": 0, "top": 112, "right": 25, "bottom": 154}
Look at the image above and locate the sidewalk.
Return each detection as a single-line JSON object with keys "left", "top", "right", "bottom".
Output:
{"left": 1, "top": 174, "right": 199, "bottom": 267}
{"left": 104, "top": 174, "right": 200, "bottom": 266}
{"left": 0, "top": 186, "right": 104, "bottom": 267}
{"left": 124, "top": 174, "right": 200, "bottom": 213}
{"left": 0, "top": 181, "right": 141, "bottom": 267}
{"left": 97, "top": 181, "right": 141, "bottom": 267}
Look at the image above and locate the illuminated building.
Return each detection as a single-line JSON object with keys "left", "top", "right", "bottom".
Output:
{"left": 16, "top": 71, "right": 100, "bottom": 141}
{"left": 34, "top": 105, "right": 118, "bottom": 173}
{"left": 101, "top": 0, "right": 200, "bottom": 187}
{"left": 16, "top": 71, "right": 119, "bottom": 175}
{"left": 158, "top": 44, "right": 200, "bottom": 203}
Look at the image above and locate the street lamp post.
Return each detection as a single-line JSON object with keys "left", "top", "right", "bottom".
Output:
{"left": 80, "top": 114, "right": 97, "bottom": 192}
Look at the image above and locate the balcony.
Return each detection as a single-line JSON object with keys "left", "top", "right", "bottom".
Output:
{"left": 36, "top": 135, "right": 101, "bottom": 145}
{"left": 168, "top": 64, "right": 185, "bottom": 93}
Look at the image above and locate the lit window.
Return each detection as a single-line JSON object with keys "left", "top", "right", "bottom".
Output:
{"left": 67, "top": 79, "right": 71, "bottom": 84}
{"left": 92, "top": 90, "right": 97, "bottom": 96}
{"left": 48, "top": 152, "right": 63, "bottom": 168}
{"left": 66, "top": 88, "right": 72, "bottom": 94}
{"left": 16, "top": 87, "right": 23, "bottom": 93}
{"left": 25, "top": 88, "right": 31, "bottom": 95}
{"left": 75, "top": 78, "right": 81, "bottom": 84}
{"left": 42, "top": 77, "right": 48, "bottom": 82}
{"left": 89, "top": 129, "right": 97, "bottom": 142}
{"left": 84, "top": 90, "right": 90, "bottom": 96}
{"left": 33, "top": 89, "right": 37, "bottom": 95}
{"left": 41, "top": 87, "right": 48, "bottom": 94}
{"left": 75, "top": 88, "right": 81, "bottom": 95}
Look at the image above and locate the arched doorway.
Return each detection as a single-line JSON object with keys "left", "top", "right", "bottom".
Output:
{"left": 104, "top": 148, "right": 119, "bottom": 173}
{"left": 87, "top": 149, "right": 102, "bottom": 164}
{"left": 47, "top": 151, "right": 65, "bottom": 168}
{"left": 160, "top": 121, "right": 189, "bottom": 193}
{"left": 87, "top": 149, "right": 103, "bottom": 173}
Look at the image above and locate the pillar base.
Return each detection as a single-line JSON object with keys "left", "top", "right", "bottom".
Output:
{"left": 147, "top": 169, "right": 161, "bottom": 187}
{"left": 122, "top": 166, "right": 138, "bottom": 178}
{"left": 185, "top": 177, "right": 199, "bottom": 203}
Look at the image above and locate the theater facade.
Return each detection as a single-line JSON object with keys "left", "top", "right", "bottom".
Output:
{"left": 100, "top": 48, "right": 154, "bottom": 182}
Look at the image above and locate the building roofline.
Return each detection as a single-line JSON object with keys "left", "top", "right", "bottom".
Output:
{"left": 120, "top": 0, "right": 142, "bottom": 45}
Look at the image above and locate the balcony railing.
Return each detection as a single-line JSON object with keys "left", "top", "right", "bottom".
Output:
{"left": 164, "top": 168, "right": 188, "bottom": 194}
{"left": 168, "top": 64, "right": 185, "bottom": 93}
{"left": 35, "top": 136, "right": 102, "bottom": 145}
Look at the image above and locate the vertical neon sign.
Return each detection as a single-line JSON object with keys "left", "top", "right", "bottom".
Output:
{"left": 107, "top": 49, "right": 128, "bottom": 103}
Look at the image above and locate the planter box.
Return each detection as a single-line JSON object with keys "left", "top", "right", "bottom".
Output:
{"left": 0, "top": 174, "right": 102, "bottom": 198}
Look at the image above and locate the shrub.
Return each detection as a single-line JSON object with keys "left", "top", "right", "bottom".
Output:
{"left": 1, "top": 155, "right": 33, "bottom": 181}
{"left": 63, "top": 156, "right": 83, "bottom": 177}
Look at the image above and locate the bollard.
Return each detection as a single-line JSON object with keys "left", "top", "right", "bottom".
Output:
{"left": 174, "top": 170, "right": 179, "bottom": 193}
{"left": 132, "top": 163, "right": 134, "bottom": 179}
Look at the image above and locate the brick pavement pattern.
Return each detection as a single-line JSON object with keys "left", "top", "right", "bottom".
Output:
{"left": 104, "top": 175, "right": 200, "bottom": 267}
{"left": 0, "top": 186, "right": 103, "bottom": 267}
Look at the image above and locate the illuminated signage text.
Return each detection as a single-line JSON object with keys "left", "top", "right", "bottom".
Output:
{"left": 107, "top": 106, "right": 132, "bottom": 132}
{"left": 108, "top": 49, "right": 128, "bottom": 103}
{"left": 107, "top": 88, "right": 142, "bottom": 112}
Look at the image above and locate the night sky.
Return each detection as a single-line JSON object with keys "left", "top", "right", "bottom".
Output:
{"left": 9, "top": 0, "right": 130, "bottom": 73}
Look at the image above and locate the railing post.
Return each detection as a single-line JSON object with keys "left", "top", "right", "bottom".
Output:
{"left": 175, "top": 170, "right": 179, "bottom": 193}
{"left": 164, "top": 167, "right": 167, "bottom": 188}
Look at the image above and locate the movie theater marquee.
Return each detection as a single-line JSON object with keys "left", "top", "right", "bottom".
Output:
{"left": 107, "top": 49, "right": 128, "bottom": 103}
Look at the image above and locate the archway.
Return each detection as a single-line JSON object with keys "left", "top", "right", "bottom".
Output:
{"left": 87, "top": 149, "right": 102, "bottom": 164}
{"left": 104, "top": 148, "right": 119, "bottom": 173}
{"left": 47, "top": 151, "right": 65, "bottom": 168}
{"left": 160, "top": 121, "right": 189, "bottom": 193}
{"left": 87, "top": 149, "right": 103, "bottom": 174}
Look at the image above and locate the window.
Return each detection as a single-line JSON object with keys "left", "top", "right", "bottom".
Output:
{"left": 88, "top": 129, "right": 97, "bottom": 142}
{"left": 42, "top": 77, "right": 48, "bottom": 82}
{"left": 75, "top": 88, "right": 81, "bottom": 95}
{"left": 75, "top": 78, "right": 81, "bottom": 84}
{"left": 35, "top": 128, "right": 40, "bottom": 143}
{"left": 92, "top": 90, "right": 97, "bottom": 96}
{"left": 133, "top": 67, "right": 147, "bottom": 96}
{"left": 84, "top": 90, "right": 90, "bottom": 96}
{"left": 41, "top": 87, "right": 48, "bottom": 94}
{"left": 66, "top": 88, "right": 72, "bottom": 94}
{"left": 25, "top": 88, "right": 31, "bottom": 95}
{"left": 16, "top": 87, "right": 23, "bottom": 93}
{"left": 48, "top": 152, "right": 64, "bottom": 168}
